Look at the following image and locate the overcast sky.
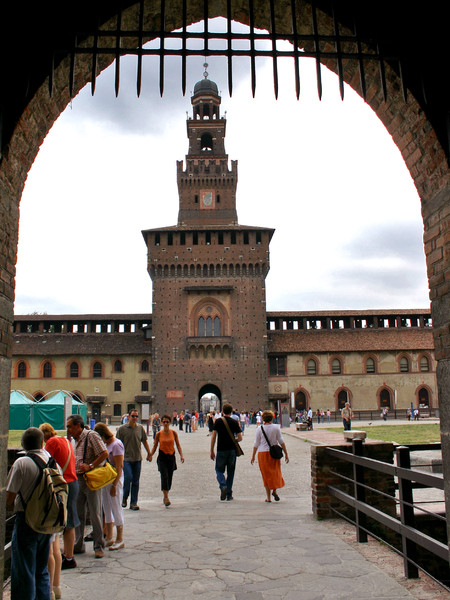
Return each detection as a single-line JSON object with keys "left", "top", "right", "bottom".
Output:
{"left": 14, "top": 20, "right": 430, "bottom": 316}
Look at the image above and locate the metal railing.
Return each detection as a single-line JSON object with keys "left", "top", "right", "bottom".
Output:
{"left": 325, "top": 440, "right": 449, "bottom": 590}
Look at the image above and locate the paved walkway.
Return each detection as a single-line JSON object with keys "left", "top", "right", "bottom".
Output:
{"left": 4, "top": 422, "right": 446, "bottom": 600}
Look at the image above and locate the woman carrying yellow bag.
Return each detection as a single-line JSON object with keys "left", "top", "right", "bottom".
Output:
{"left": 94, "top": 423, "right": 125, "bottom": 551}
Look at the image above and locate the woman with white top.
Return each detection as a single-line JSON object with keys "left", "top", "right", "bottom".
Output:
{"left": 94, "top": 423, "right": 125, "bottom": 550}
{"left": 251, "top": 410, "right": 289, "bottom": 502}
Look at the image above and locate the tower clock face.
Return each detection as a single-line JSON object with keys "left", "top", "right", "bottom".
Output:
{"left": 200, "top": 190, "right": 215, "bottom": 209}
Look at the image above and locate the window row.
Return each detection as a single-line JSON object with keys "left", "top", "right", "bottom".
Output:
{"left": 114, "top": 380, "right": 149, "bottom": 393}
{"left": 153, "top": 230, "right": 263, "bottom": 247}
{"left": 294, "top": 385, "right": 432, "bottom": 411}
{"left": 268, "top": 354, "right": 432, "bottom": 377}
{"left": 15, "top": 358, "right": 150, "bottom": 379}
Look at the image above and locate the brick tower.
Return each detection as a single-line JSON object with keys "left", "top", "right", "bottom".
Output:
{"left": 142, "top": 67, "right": 274, "bottom": 413}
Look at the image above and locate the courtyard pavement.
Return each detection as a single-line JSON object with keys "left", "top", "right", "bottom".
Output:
{"left": 4, "top": 420, "right": 446, "bottom": 600}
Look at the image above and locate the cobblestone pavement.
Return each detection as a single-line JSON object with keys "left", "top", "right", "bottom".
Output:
{"left": 4, "top": 423, "right": 447, "bottom": 600}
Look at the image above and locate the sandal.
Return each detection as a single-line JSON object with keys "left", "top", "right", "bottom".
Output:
{"left": 272, "top": 492, "right": 280, "bottom": 501}
{"left": 164, "top": 498, "right": 171, "bottom": 507}
{"left": 265, "top": 499, "right": 271, "bottom": 502}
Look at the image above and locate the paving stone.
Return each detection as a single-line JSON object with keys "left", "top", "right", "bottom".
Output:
{"left": 3, "top": 426, "right": 445, "bottom": 600}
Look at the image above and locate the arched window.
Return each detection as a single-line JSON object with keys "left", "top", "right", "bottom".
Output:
{"left": 198, "top": 316, "right": 205, "bottom": 336}
{"left": 307, "top": 359, "right": 317, "bottom": 375}
{"left": 331, "top": 359, "right": 341, "bottom": 375}
{"left": 17, "top": 361, "right": 27, "bottom": 378}
{"left": 114, "top": 381, "right": 122, "bottom": 392}
{"left": 420, "top": 356, "right": 429, "bottom": 372}
{"left": 198, "top": 314, "right": 221, "bottom": 336}
{"left": 113, "top": 404, "right": 122, "bottom": 417}
{"left": 141, "top": 380, "right": 149, "bottom": 392}
{"left": 418, "top": 387, "right": 430, "bottom": 407}
{"left": 141, "top": 359, "right": 149, "bottom": 372}
{"left": 114, "top": 359, "right": 123, "bottom": 372}
{"left": 201, "top": 132, "right": 213, "bottom": 151}
{"left": 70, "top": 362, "right": 79, "bottom": 378}
{"left": 43, "top": 361, "right": 53, "bottom": 378}
{"left": 93, "top": 362, "right": 103, "bottom": 378}
{"left": 366, "top": 358, "right": 375, "bottom": 373}
{"left": 295, "top": 391, "right": 307, "bottom": 411}
{"left": 337, "top": 390, "right": 348, "bottom": 410}
{"left": 380, "top": 388, "right": 391, "bottom": 409}
{"left": 400, "top": 356, "right": 409, "bottom": 372}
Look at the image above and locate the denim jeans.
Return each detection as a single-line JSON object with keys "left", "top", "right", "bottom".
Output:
{"left": 11, "top": 512, "right": 51, "bottom": 600}
{"left": 123, "top": 460, "right": 142, "bottom": 506}
{"left": 215, "top": 449, "right": 237, "bottom": 495}
{"left": 185, "top": 421, "right": 191, "bottom": 433}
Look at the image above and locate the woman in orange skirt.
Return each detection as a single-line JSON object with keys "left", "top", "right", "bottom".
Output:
{"left": 251, "top": 410, "right": 289, "bottom": 502}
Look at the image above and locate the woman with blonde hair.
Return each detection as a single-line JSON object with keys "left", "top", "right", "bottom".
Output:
{"left": 93, "top": 422, "right": 125, "bottom": 550}
{"left": 250, "top": 410, "right": 289, "bottom": 502}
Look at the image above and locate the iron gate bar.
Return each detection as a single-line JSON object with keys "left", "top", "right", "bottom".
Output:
{"left": 91, "top": 16, "right": 100, "bottom": 96}
{"left": 290, "top": 0, "right": 301, "bottom": 99}
{"left": 159, "top": 0, "right": 165, "bottom": 97}
{"left": 269, "top": 0, "right": 279, "bottom": 99}
{"left": 181, "top": 0, "right": 187, "bottom": 96}
{"left": 248, "top": 0, "right": 256, "bottom": 97}
{"left": 328, "top": 485, "right": 449, "bottom": 562}
{"left": 311, "top": 1, "right": 323, "bottom": 100}
{"left": 331, "top": 3, "right": 344, "bottom": 100}
{"left": 226, "top": 0, "right": 233, "bottom": 97}
{"left": 137, "top": 0, "right": 145, "bottom": 96}
{"left": 115, "top": 7, "right": 122, "bottom": 97}
{"left": 354, "top": 18, "right": 367, "bottom": 100}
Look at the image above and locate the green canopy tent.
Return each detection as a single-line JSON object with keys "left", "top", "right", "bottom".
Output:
{"left": 32, "top": 391, "right": 87, "bottom": 430}
{"left": 9, "top": 390, "right": 35, "bottom": 429}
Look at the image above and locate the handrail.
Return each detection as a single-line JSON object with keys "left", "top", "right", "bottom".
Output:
{"left": 324, "top": 440, "right": 448, "bottom": 587}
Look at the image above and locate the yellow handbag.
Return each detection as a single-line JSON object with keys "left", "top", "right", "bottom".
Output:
{"left": 84, "top": 461, "right": 117, "bottom": 491}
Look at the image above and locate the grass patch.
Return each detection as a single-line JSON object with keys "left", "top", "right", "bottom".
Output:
{"left": 325, "top": 423, "right": 441, "bottom": 445}
{"left": 8, "top": 430, "right": 66, "bottom": 448}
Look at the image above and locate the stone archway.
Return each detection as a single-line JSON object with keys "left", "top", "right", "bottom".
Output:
{"left": 0, "top": 1, "right": 449, "bottom": 580}
{"left": 198, "top": 383, "right": 222, "bottom": 413}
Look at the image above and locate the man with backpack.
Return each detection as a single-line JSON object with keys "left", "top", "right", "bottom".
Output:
{"left": 6, "top": 427, "right": 62, "bottom": 600}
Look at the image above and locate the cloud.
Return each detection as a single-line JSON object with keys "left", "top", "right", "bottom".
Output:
{"left": 342, "top": 222, "right": 426, "bottom": 262}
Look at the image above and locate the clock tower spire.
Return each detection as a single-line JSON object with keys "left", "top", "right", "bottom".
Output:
{"left": 177, "top": 64, "right": 238, "bottom": 226}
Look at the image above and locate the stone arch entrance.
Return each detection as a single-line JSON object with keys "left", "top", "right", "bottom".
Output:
{"left": 0, "top": 1, "right": 449, "bottom": 576}
{"left": 198, "top": 383, "right": 222, "bottom": 413}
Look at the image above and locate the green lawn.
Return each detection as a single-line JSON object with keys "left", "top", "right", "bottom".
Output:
{"left": 326, "top": 423, "right": 441, "bottom": 445}
{"left": 8, "top": 430, "right": 66, "bottom": 448}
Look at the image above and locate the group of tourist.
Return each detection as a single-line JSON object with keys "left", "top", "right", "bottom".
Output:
{"left": 6, "top": 404, "right": 290, "bottom": 600}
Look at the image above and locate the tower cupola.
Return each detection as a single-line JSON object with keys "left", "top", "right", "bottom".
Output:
{"left": 191, "top": 64, "right": 221, "bottom": 120}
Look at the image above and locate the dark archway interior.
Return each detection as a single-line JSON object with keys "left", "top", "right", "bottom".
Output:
{"left": 198, "top": 383, "right": 222, "bottom": 412}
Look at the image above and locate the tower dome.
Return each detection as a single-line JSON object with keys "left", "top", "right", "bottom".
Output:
{"left": 193, "top": 77, "right": 219, "bottom": 97}
{"left": 192, "top": 63, "right": 220, "bottom": 99}
{"left": 191, "top": 64, "right": 221, "bottom": 120}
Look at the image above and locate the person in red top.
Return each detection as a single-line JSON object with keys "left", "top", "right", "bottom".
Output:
{"left": 39, "top": 423, "right": 80, "bottom": 572}
{"left": 149, "top": 415, "right": 184, "bottom": 507}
